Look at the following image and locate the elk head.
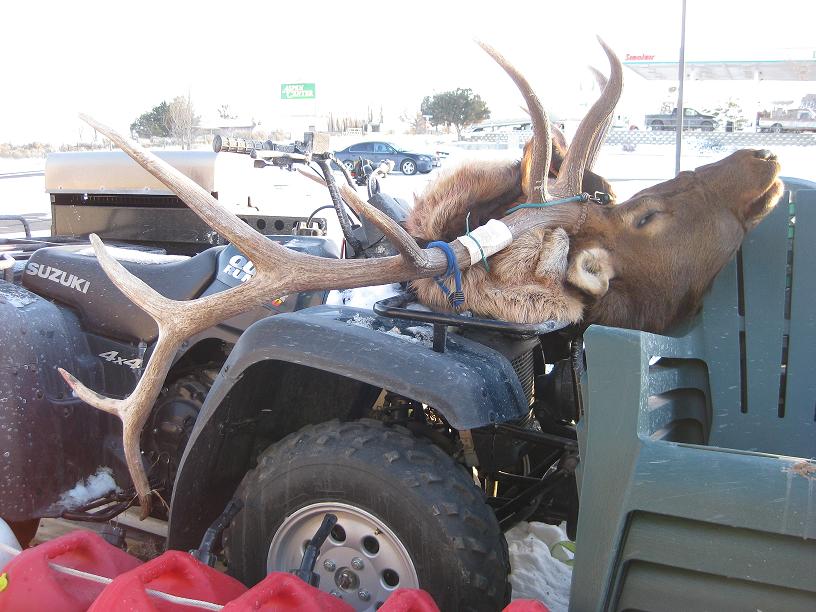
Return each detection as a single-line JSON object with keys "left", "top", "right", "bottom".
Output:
{"left": 408, "top": 39, "right": 783, "bottom": 332}
{"left": 568, "top": 149, "right": 783, "bottom": 332}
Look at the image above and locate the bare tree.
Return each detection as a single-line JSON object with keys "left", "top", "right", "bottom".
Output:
{"left": 165, "top": 95, "right": 198, "bottom": 149}
{"left": 217, "top": 104, "right": 236, "bottom": 119}
{"left": 400, "top": 111, "right": 431, "bottom": 135}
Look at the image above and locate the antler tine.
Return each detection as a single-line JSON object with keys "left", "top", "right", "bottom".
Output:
{"left": 297, "top": 166, "right": 329, "bottom": 188}
{"left": 476, "top": 41, "right": 552, "bottom": 203}
{"left": 66, "top": 106, "right": 594, "bottom": 517}
{"left": 589, "top": 66, "right": 608, "bottom": 90}
{"left": 551, "top": 38, "right": 622, "bottom": 197}
{"left": 585, "top": 66, "right": 614, "bottom": 172}
{"left": 296, "top": 169, "right": 430, "bottom": 269}
{"left": 55, "top": 230, "right": 276, "bottom": 518}
{"left": 79, "top": 114, "right": 290, "bottom": 268}
{"left": 339, "top": 185, "right": 430, "bottom": 269}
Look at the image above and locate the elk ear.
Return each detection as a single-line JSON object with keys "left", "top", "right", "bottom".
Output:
{"left": 567, "top": 247, "right": 614, "bottom": 297}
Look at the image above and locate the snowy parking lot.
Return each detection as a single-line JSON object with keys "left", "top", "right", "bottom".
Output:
{"left": 3, "top": 138, "right": 812, "bottom": 232}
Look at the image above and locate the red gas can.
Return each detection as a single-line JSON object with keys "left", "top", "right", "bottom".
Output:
{"left": 0, "top": 530, "right": 142, "bottom": 612}
{"left": 221, "top": 572, "right": 353, "bottom": 612}
{"left": 378, "top": 588, "right": 440, "bottom": 612}
{"left": 502, "top": 600, "right": 551, "bottom": 612}
{"left": 88, "top": 550, "right": 246, "bottom": 611}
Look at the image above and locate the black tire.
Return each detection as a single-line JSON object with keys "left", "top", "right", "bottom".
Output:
{"left": 225, "top": 419, "right": 510, "bottom": 611}
{"left": 342, "top": 159, "right": 355, "bottom": 172}
{"left": 650, "top": 120, "right": 663, "bottom": 131}
{"left": 400, "top": 159, "right": 417, "bottom": 175}
{"left": 771, "top": 123, "right": 783, "bottom": 134}
{"left": 701, "top": 121, "right": 714, "bottom": 131}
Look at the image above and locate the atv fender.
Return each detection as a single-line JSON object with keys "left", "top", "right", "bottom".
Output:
{"left": 168, "top": 305, "right": 529, "bottom": 550}
{"left": 0, "top": 282, "right": 119, "bottom": 520}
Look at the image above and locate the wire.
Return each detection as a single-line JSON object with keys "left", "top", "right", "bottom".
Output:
{"left": 306, "top": 205, "right": 335, "bottom": 227}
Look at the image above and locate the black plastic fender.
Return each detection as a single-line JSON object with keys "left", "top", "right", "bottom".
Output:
{"left": 0, "top": 281, "right": 121, "bottom": 520}
{"left": 168, "top": 305, "right": 529, "bottom": 549}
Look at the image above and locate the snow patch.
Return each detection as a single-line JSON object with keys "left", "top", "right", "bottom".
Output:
{"left": 405, "top": 325, "right": 434, "bottom": 345}
{"left": 382, "top": 326, "right": 431, "bottom": 347}
{"left": 346, "top": 314, "right": 434, "bottom": 348}
{"left": 77, "top": 246, "right": 189, "bottom": 264}
{"left": 507, "top": 521, "right": 573, "bottom": 612}
{"left": 347, "top": 313, "right": 376, "bottom": 329}
{"left": 58, "top": 467, "right": 119, "bottom": 509}
{"left": 326, "top": 284, "right": 401, "bottom": 309}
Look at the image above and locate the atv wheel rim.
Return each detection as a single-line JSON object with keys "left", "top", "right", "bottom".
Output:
{"left": 267, "top": 502, "right": 419, "bottom": 611}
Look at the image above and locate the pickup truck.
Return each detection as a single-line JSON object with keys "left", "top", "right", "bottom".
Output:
{"left": 757, "top": 107, "right": 816, "bottom": 133}
{"left": 645, "top": 107, "right": 717, "bottom": 131}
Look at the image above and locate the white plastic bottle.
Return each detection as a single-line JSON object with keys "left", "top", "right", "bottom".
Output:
{"left": 0, "top": 518, "right": 21, "bottom": 570}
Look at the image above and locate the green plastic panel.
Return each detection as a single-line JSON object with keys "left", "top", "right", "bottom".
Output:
{"left": 782, "top": 189, "right": 816, "bottom": 451}
{"left": 572, "top": 188, "right": 816, "bottom": 611}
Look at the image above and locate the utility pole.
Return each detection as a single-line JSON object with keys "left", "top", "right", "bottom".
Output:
{"left": 675, "top": 0, "right": 687, "bottom": 175}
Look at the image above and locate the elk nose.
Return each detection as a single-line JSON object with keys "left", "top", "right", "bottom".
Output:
{"left": 754, "top": 149, "right": 777, "bottom": 161}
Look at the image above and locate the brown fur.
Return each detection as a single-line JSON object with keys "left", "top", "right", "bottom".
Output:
{"left": 408, "top": 140, "right": 615, "bottom": 244}
{"left": 408, "top": 148, "right": 783, "bottom": 331}
{"left": 406, "top": 159, "right": 523, "bottom": 243}
{"left": 412, "top": 226, "right": 584, "bottom": 323}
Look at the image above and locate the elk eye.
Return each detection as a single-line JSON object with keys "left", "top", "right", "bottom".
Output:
{"left": 636, "top": 211, "right": 658, "bottom": 228}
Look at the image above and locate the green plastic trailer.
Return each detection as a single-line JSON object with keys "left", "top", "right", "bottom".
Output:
{"left": 572, "top": 180, "right": 816, "bottom": 610}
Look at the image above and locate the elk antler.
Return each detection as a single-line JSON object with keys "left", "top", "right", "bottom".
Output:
{"left": 477, "top": 41, "right": 551, "bottom": 204}
{"left": 61, "top": 114, "right": 587, "bottom": 517}
{"left": 480, "top": 37, "right": 622, "bottom": 203}
{"left": 586, "top": 66, "right": 613, "bottom": 171}
{"left": 552, "top": 38, "right": 622, "bottom": 197}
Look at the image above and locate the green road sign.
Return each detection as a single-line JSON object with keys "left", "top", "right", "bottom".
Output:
{"left": 281, "top": 83, "right": 316, "bottom": 100}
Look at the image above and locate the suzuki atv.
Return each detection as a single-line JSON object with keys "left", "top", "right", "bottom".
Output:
{"left": 0, "top": 136, "right": 583, "bottom": 611}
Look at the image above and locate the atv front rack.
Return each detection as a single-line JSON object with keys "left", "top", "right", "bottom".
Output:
{"left": 373, "top": 294, "right": 569, "bottom": 338}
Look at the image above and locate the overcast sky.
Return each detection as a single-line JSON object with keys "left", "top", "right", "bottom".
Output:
{"left": 2, "top": 0, "right": 814, "bottom": 143}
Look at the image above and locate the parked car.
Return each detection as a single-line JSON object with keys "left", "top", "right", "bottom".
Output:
{"left": 756, "top": 107, "right": 816, "bottom": 133}
{"left": 334, "top": 141, "right": 439, "bottom": 175}
{"left": 645, "top": 107, "right": 718, "bottom": 131}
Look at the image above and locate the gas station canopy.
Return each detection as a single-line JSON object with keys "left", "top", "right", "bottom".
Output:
{"left": 623, "top": 49, "right": 816, "bottom": 81}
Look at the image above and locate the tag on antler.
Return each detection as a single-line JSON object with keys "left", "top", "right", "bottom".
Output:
{"left": 456, "top": 219, "right": 513, "bottom": 265}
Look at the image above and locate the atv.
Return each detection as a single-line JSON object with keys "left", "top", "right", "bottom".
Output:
{"left": 0, "top": 134, "right": 580, "bottom": 611}
{"left": 4, "top": 134, "right": 812, "bottom": 611}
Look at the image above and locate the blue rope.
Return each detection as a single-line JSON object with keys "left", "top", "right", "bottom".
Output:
{"left": 428, "top": 241, "right": 464, "bottom": 308}
{"left": 465, "top": 212, "right": 489, "bottom": 272}
{"left": 505, "top": 193, "right": 587, "bottom": 215}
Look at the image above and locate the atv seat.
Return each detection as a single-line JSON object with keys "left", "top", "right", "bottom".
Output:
{"left": 22, "top": 245, "right": 221, "bottom": 343}
{"left": 571, "top": 181, "right": 816, "bottom": 610}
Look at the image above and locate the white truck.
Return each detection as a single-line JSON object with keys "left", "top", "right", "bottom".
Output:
{"left": 756, "top": 107, "right": 816, "bottom": 133}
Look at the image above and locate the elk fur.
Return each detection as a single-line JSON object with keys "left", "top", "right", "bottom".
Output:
{"left": 407, "top": 140, "right": 611, "bottom": 325}
{"left": 408, "top": 43, "right": 782, "bottom": 332}
{"left": 408, "top": 147, "right": 783, "bottom": 331}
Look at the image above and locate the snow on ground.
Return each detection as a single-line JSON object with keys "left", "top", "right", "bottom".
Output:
{"left": 506, "top": 522, "right": 573, "bottom": 611}
{"left": 57, "top": 467, "right": 119, "bottom": 509}
{"left": 326, "top": 283, "right": 401, "bottom": 308}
